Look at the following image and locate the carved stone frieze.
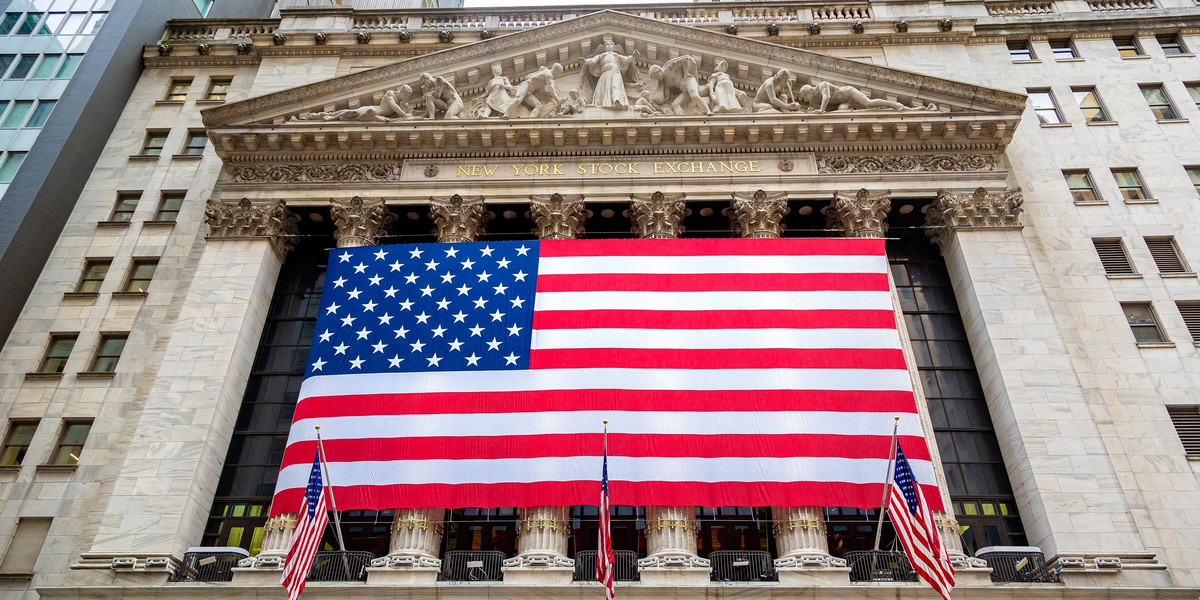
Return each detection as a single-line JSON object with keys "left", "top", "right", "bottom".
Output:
{"left": 816, "top": 154, "right": 996, "bottom": 174}
{"left": 204, "top": 198, "right": 300, "bottom": 257}
{"left": 331, "top": 196, "right": 394, "bottom": 248}
{"left": 630, "top": 191, "right": 686, "bottom": 239}
{"left": 229, "top": 164, "right": 403, "bottom": 183}
{"left": 731, "top": 190, "right": 789, "bottom": 239}
{"left": 530, "top": 193, "right": 586, "bottom": 240}
{"left": 926, "top": 187, "right": 1024, "bottom": 250}
{"left": 829, "top": 189, "right": 891, "bottom": 239}
{"left": 429, "top": 194, "right": 488, "bottom": 243}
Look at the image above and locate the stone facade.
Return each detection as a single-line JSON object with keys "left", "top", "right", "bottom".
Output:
{"left": 0, "top": 1, "right": 1199, "bottom": 599}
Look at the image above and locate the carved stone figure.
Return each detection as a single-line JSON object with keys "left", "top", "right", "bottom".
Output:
{"left": 504, "top": 63, "right": 565, "bottom": 118}
{"left": 649, "top": 55, "right": 710, "bottom": 116}
{"left": 797, "top": 81, "right": 913, "bottom": 112}
{"left": 706, "top": 59, "right": 746, "bottom": 114}
{"left": 556, "top": 89, "right": 586, "bottom": 116}
{"left": 632, "top": 90, "right": 662, "bottom": 116}
{"left": 580, "top": 37, "right": 640, "bottom": 109}
{"left": 418, "top": 73, "right": 464, "bottom": 120}
{"left": 481, "top": 64, "right": 517, "bottom": 118}
{"left": 752, "top": 69, "right": 801, "bottom": 113}
{"left": 293, "top": 85, "right": 416, "bottom": 122}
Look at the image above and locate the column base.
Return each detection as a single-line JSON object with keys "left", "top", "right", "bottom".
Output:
{"left": 231, "top": 567, "right": 282, "bottom": 585}
{"left": 638, "top": 567, "right": 711, "bottom": 586}
{"left": 365, "top": 566, "right": 440, "bottom": 585}
{"left": 953, "top": 566, "right": 995, "bottom": 586}
{"left": 501, "top": 565, "right": 574, "bottom": 585}
{"left": 775, "top": 566, "right": 851, "bottom": 585}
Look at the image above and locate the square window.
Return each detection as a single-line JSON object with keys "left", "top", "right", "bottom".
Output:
{"left": 15, "top": 13, "right": 44, "bottom": 35}
{"left": 1064, "top": 170, "right": 1101, "bottom": 203}
{"left": 110, "top": 192, "right": 139, "bottom": 222}
{"left": 206, "top": 78, "right": 231, "bottom": 101}
{"left": 1114, "top": 35, "right": 1142, "bottom": 57}
{"left": 8, "top": 55, "right": 38, "bottom": 79}
{"left": 154, "top": 192, "right": 184, "bottom": 221}
{"left": 0, "top": 55, "right": 13, "bottom": 76}
{"left": 1049, "top": 38, "right": 1077, "bottom": 59}
{"left": 75, "top": 258, "right": 110, "bottom": 293}
{"left": 182, "top": 131, "right": 207, "bottom": 155}
{"left": 165, "top": 79, "right": 191, "bottom": 101}
{"left": 1007, "top": 40, "right": 1034, "bottom": 61}
{"left": 1, "top": 101, "right": 33, "bottom": 128}
{"left": 1187, "top": 166, "right": 1200, "bottom": 195}
{"left": 0, "top": 14, "right": 20, "bottom": 35}
{"left": 29, "top": 54, "right": 61, "bottom": 79}
{"left": 1157, "top": 34, "right": 1186, "bottom": 55}
{"left": 1122, "top": 302, "right": 1167, "bottom": 344}
{"left": 1141, "top": 85, "right": 1178, "bottom": 120}
{"left": 140, "top": 131, "right": 167, "bottom": 156}
{"left": 25, "top": 101, "right": 55, "bottom": 128}
{"left": 124, "top": 259, "right": 157, "bottom": 293}
{"left": 1186, "top": 83, "right": 1200, "bottom": 109}
{"left": 38, "top": 334, "right": 76, "bottom": 374}
{"left": 0, "top": 152, "right": 26, "bottom": 183}
{"left": 88, "top": 334, "right": 127, "bottom": 373}
{"left": 54, "top": 54, "right": 82, "bottom": 79}
{"left": 0, "top": 421, "right": 38, "bottom": 466}
{"left": 1072, "top": 87, "right": 1108, "bottom": 122}
{"left": 50, "top": 420, "right": 91, "bottom": 465}
{"left": 1027, "top": 90, "right": 1062, "bottom": 124}
{"left": 1111, "top": 168, "right": 1149, "bottom": 201}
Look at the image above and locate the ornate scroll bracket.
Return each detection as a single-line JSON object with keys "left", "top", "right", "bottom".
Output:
{"left": 638, "top": 554, "right": 711, "bottom": 568}
{"left": 502, "top": 554, "right": 576, "bottom": 568}
{"left": 204, "top": 198, "right": 300, "bottom": 258}
{"left": 429, "top": 194, "right": 488, "bottom": 243}
{"left": 731, "top": 190, "right": 789, "bottom": 239}
{"left": 829, "top": 189, "right": 891, "bottom": 239}
{"left": 773, "top": 554, "right": 849, "bottom": 569}
{"left": 926, "top": 187, "right": 1024, "bottom": 251}
{"left": 331, "top": 196, "right": 394, "bottom": 248}
{"left": 369, "top": 555, "right": 443, "bottom": 569}
{"left": 630, "top": 191, "right": 686, "bottom": 239}
{"left": 530, "top": 193, "right": 586, "bottom": 240}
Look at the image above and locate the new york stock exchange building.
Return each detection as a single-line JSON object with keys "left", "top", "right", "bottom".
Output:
{"left": 2, "top": 0, "right": 1200, "bottom": 598}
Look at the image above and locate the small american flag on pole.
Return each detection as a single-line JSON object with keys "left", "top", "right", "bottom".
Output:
{"left": 887, "top": 442, "right": 955, "bottom": 600}
{"left": 597, "top": 427, "right": 615, "bottom": 600}
{"left": 280, "top": 452, "right": 328, "bottom": 600}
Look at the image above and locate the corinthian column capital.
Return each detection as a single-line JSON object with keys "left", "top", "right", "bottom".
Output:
{"left": 429, "top": 194, "right": 488, "bottom": 243}
{"left": 926, "top": 187, "right": 1024, "bottom": 250}
{"left": 331, "top": 196, "right": 394, "bottom": 248}
{"left": 731, "top": 190, "right": 789, "bottom": 239}
{"left": 630, "top": 191, "right": 686, "bottom": 239}
{"left": 530, "top": 193, "right": 586, "bottom": 240}
{"left": 829, "top": 189, "right": 891, "bottom": 239}
{"left": 204, "top": 198, "right": 300, "bottom": 258}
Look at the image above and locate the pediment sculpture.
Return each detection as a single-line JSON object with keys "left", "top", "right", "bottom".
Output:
{"left": 289, "top": 40, "right": 942, "bottom": 123}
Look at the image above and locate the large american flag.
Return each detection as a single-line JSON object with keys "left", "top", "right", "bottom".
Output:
{"left": 280, "top": 452, "right": 328, "bottom": 600}
{"left": 888, "top": 442, "right": 955, "bottom": 599}
{"left": 270, "top": 238, "right": 941, "bottom": 513}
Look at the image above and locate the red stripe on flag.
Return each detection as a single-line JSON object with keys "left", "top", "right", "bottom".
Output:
{"left": 535, "top": 272, "right": 889, "bottom": 292}
{"left": 532, "top": 309, "right": 898, "bottom": 330}
{"left": 529, "top": 348, "right": 908, "bottom": 370}
{"left": 538, "top": 237, "right": 886, "bottom": 257}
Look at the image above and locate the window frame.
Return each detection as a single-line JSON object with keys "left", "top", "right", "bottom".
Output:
{"left": 165, "top": 78, "right": 192, "bottom": 102}
{"left": 1091, "top": 238, "right": 1137, "bottom": 276}
{"left": 153, "top": 192, "right": 185, "bottom": 222}
{"left": 74, "top": 258, "right": 111, "bottom": 294}
{"left": 1111, "top": 168, "right": 1151, "bottom": 201}
{"left": 0, "top": 517, "right": 52, "bottom": 575}
{"left": 1071, "top": 86, "right": 1110, "bottom": 123}
{"left": 109, "top": 192, "right": 139, "bottom": 223}
{"left": 1049, "top": 38, "right": 1078, "bottom": 59}
{"left": 1157, "top": 33, "right": 1188, "bottom": 55}
{"left": 181, "top": 131, "right": 207, "bottom": 156}
{"left": 1114, "top": 35, "right": 1144, "bottom": 57}
{"left": 1186, "top": 166, "right": 1200, "bottom": 196}
{"left": 1185, "top": 83, "right": 1200, "bottom": 110}
{"left": 1121, "top": 302, "right": 1169, "bottom": 345}
{"left": 1144, "top": 236, "right": 1192, "bottom": 274}
{"left": 1177, "top": 302, "right": 1200, "bottom": 344}
{"left": 87, "top": 334, "right": 128, "bottom": 373}
{"left": 0, "top": 151, "right": 26, "bottom": 183}
{"left": 1027, "top": 89, "right": 1063, "bottom": 125}
{"left": 140, "top": 130, "right": 168, "bottom": 157}
{"left": 123, "top": 259, "right": 158, "bottom": 294}
{"left": 1064, "top": 170, "right": 1102, "bottom": 204}
{"left": 205, "top": 78, "right": 232, "bottom": 101}
{"left": 48, "top": 420, "right": 91, "bottom": 466}
{"left": 0, "top": 421, "right": 39, "bottom": 467}
{"left": 1140, "top": 84, "right": 1179, "bottom": 121}
{"left": 1006, "top": 39, "right": 1036, "bottom": 61}
{"left": 37, "top": 334, "right": 77, "bottom": 374}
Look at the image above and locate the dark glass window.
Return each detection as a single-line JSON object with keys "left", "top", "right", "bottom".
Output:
{"left": 182, "top": 131, "right": 207, "bottom": 155}
{"left": 1049, "top": 38, "right": 1076, "bottom": 59}
{"left": 50, "top": 420, "right": 91, "bottom": 465}
{"left": 110, "top": 192, "right": 139, "bottom": 222}
{"left": 0, "top": 421, "right": 38, "bottom": 466}
{"left": 154, "top": 192, "right": 184, "bottom": 221}
{"left": 140, "top": 131, "right": 167, "bottom": 156}
{"left": 0, "top": 14, "right": 20, "bottom": 35}
{"left": 123, "top": 259, "right": 157, "bottom": 293}
{"left": 25, "top": 100, "right": 54, "bottom": 127}
{"left": 88, "top": 334, "right": 127, "bottom": 372}
{"left": 38, "top": 334, "right": 76, "bottom": 374}
{"left": 76, "top": 258, "right": 110, "bottom": 293}
{"left": 8, "top": 54, "right": 38, "bottom": 78}
{"left": 442, "top": 508, "right": 519, "bottom": 555}
{"left": 1114, "top": 35, "right": 1142, "bottom": 56}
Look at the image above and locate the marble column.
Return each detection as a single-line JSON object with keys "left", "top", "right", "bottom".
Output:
{"left": 331, "top": 195, "right": 394, "bottom": 248}
{"left": 501, "top": 193, "right": 585, "bottom": 585}
{"left": 730, "top": 189, "right": 789, "bottom": 239}
{"left": 429, "top": 194, "right": 487, "bottom": 243}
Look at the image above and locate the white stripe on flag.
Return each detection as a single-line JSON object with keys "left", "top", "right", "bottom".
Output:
{"left": 531, "top": 328, "right": 902, "bottom": 350}
{"left": 537, "top": 254, "right": 888, "bottom": 275}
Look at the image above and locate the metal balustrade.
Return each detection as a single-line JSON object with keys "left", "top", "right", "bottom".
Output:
{"left": 573, "top": 550, "right": 641, "bottom": 581}
{"left": 169, "top": 547, "right": 248, "bottom": 582}
{"left": 977, "top": 547, "right": 1061, "bottom": 583}
{"left": 843, "top": 550, "right": 918, "bottom": 582}
{"left": 709, "top": 550, "right": 777, "bottom": 582}
{"left": 308, "top": 551, "right": 374, "bottom": 582}
{"left": 439, "top": 550, "right": 505, "bottom": 581}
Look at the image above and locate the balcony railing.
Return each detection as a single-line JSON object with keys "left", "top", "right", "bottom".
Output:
{"left": 844, "top": 550, "right": 918, "bottom": 583}
{"left": 573, "top": 550, "right": 641, "bottom": 581}
{"left": 439, "top": 550, "right": 505, "bottom": 581}
{"left": 710, "top": 550, "right": 777, "bottom": 582}
{"left": 977, "top": 547, "right": 1061, "bottom": 583}
{"left": 169, "top": 547, "right": 249, "bottom": 582}
{"left": 308, "top": 551, "right": 374, "bottom": 582}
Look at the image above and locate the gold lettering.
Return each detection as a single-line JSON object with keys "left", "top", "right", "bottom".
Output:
{"left": 733, "top": 161, "right": 748, "bottom": 172}
{"left": 719, "top": 161, "right": 733, "bottom": 173}
{"left": 553, "top": 164, "right": 564, "bottom": 175}
{"left": 691, "top": 162, "right": 703, "bottom": 173}
{"left": 653, "top": 163, "right": 664, "bottom": 174}
{"left": 536, "top": 164, "right": 548, "bottom": 176}
{"left": 748, "top": 160, "right": 760, "bottom": 172}
{"left": 456, "top": 166, "right": 470, "bottom": 177}
{"left": 598, "top": 163, "right": 613, "bottom": 174}
{"left": 510, "top": 165, "right": 523, "bottom": 176}
{"left": 628, "top": 163, "right": 639, "bottom": 175}
{"left": 578, "top": 164, "right": 587, "bottom": 175}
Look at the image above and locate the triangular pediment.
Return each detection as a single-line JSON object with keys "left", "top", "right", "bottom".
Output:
{"left": 201, "top": 9, "right": 1025, "bottom": 157}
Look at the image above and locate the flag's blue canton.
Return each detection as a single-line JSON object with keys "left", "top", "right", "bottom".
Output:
{"left": 303, "top": 455, "right": 323, "bottom": 520}
{"left": 893, "top": 445, "right": 920, "bottom": 515}
{"left": 306, "top": 241, "right": 540, "bottom": 377}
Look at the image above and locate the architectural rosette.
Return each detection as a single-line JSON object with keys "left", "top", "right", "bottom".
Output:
{"left": 204, "top": 198, "right": 300, "bottom": 257}
{"left": 630, "top": 191, "right": 686, "bottom": 239}
{"left": 530, "top": 193, "right": 586, "bottom": 240}
{"left": 331, "top": 196, "right": 394, "bottom": 248}
{"left": 731, "top": 190, "right": 789, "bottom": 239}
{"left": 926, "top": 187, "right": 1024, "bottom": 250}
{"left": 429, "top": 194, "right": 488, "bottom": 243}
{"left": 828, "top": 189, "right": 891, "bottom": 239}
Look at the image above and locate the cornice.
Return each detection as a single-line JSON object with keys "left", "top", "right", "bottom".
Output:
{"left": 144, "top": 54, "right": 262, "bottom": 68}
{"left": 972, "top": 8, "right": 1200, "bottom": 35}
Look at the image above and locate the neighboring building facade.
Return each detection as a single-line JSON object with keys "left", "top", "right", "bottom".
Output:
{"left": 0, "top": 1, "right": 1198, "bottom": 598}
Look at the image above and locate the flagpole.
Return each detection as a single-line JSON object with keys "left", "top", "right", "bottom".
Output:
{"left": 314, "top": 426, "right": 348, "bottom": 552}
{"left": 873, "top": 416, "right": 901, "bottom": 551}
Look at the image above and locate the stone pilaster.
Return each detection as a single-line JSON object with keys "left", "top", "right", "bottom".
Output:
{"left": 730, "top": 190, "right": 789, "bottom": 238}
{"left": 828, "top": 189, "right": 891, "bottom": 239}
{"left": 629, "top": 192, "right": 685, "bottom": 239}
{"left": 925, "top": 187, "right": 1024, "bottom": 251}
{"left": 204, "top": 198, "right": 300, "bottom": 257}
{"left": 530, "top": 193, "right": 586, "bottom": 240}
{"left": 503, "top": 506, "right": 574, "bottom": 583}
{"left": 772, "top": 506, "right": 849, "bottom": 583}
{"left": 366, "top": 508, "right": 446, "bottom": 584}
{"left": 331, "top": 196, "right": 394, "bottom": 247}
{"left": 639, "top": 506, "right": 708, "bottom": 568}
{"left": 429, "top": 194, "right": 487, "bottom": 243}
